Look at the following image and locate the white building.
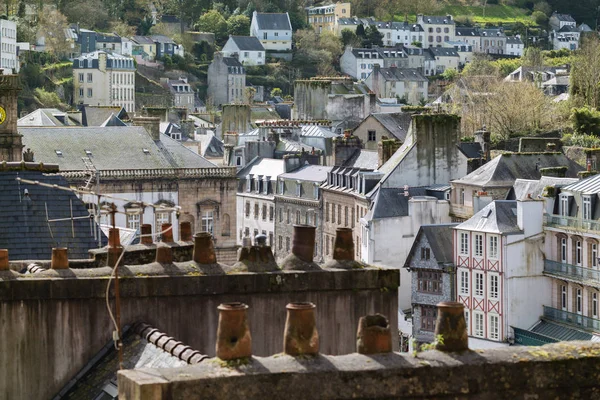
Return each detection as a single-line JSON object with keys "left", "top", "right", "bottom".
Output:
{"left": 340, "top": 47, "right": 408, "bottom": 79}
{"left": 505, "top": 36, "right": 524, "bottom": 56}
{"left": 417, "top": 14, "right": 455, "bottom": 48}
{"left": 250, "top": 11, "right": 292, "bottom": 51}
{"left": 454, "top": 199, "right": 549, "bottom": 348}
{"left": 365, "top": 65, "right": 428, "bottom": 105}
{"left": 222, "top": 36, "right": 266, "bottom": 66}
{"left": 374, "top": 21, "right": 424, "bottom": 47}
{"left": 73, "top": 51, "right": 136, "bottom": 112}
{"left": 121, "top": 37, "right": 134, "bottom": 56}
{"left": 551, "top": 26, "right": 580, "bottom": 51}
{"left": 445, "top": 40, "right": 474, "bottom": 66}
{"left": 455, "top": 27, "right": 481, "bottom": 53}
{"left": 424, "top": 47, "right": 460, "bottom": 76}
{"left": 549, "top": 12, "right": 577, "bottom": 32}
{"left": 0, "top": 19, "right": 18, "bottom": 73}
{"left": 236, "top": 158, "right": 285, "bottom": 246}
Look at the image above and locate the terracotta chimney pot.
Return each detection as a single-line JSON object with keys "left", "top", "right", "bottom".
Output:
{"left": 284, "top": 302, "right": 319, "bottom": 356}
{"left": 216, "top": 302, "right": 252, "bottom": 360}
{"left": 51, "top": 248, "right": 69, "bottom": 269}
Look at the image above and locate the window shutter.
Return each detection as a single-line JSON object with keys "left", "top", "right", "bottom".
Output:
{"left": 568, "top": 195, "right": 575, "bottom": 217}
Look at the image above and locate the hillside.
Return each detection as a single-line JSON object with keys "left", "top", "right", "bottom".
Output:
{"left": 438, "top": 1, "right": 532, "bottom": 25}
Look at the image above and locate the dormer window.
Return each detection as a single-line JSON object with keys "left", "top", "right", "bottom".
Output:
{"left": 279, "top": 179, "right": 284, "bottom": 194}
{"left": 256, "top": 175, "right": 263, "bottom": 194}
{"left": 296, "top": 180, "right": 302, "bottom": 197}
{"left": 313, "top": 184, "right": 319, "bottom": 199}
{"left": 583, "top": 195, "right": 592, "bottom": 220}
{"left": 263, "top": 176, "right": 270, "bottom": 195}
{"left": 560, "top": 193, "right": 572, "bottom": 217}
{"left": 246, "top": 174, "right": 253, "bottom": 192}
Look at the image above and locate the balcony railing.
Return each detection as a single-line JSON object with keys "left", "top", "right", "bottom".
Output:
{"left": 546, "top": 214, "right": 600, "bottom": 232}
{"left": 544, "top": 260, "right": 600, "bottom": 283}
{"left": 543, "top": 306, "right": 600, "bottom": 333}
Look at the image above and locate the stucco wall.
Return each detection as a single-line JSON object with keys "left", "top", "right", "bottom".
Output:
{"left": 293, "top": 81, "right": 331, "bottom": 120}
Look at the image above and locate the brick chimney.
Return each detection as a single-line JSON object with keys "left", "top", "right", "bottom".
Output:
{"left": 377, "top": 137, "right": 400, "bottom": 168}
{"left": 0, "top": 75, "right": 23, "bottom": 162}
{"left": 133, "top": 117, "right": 161, "bottom": 141}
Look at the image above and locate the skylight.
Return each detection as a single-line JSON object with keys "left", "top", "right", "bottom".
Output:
{"left": 55, "top": 150, "right": 63, "bottom": 156}
{"left": 142, "top": 148, "right": 150, "bottom": 154}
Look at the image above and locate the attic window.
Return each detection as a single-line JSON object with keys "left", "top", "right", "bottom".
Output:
{"left": 142, "top": 148, "right": 150, "bottom": 154}
{"left": 85, "top": 150, "right": 92, "bottom": 156}
{"left": 55, "top": 150, "right": 63, "bottom": 157}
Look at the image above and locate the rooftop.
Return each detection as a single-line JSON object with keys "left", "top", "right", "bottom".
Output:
{"left": 253, "top": 12, "right": 292, "bottom": 31}
{"left": 228, "top": 36, "right": 265, "bottom": 51}
{"left": 370, "top": 112, "right": 412, "bottom": 142}
{"left": 405, "top": 223, "right": 458, "bottom": 267}
{"left": 279, "top": 164, "right": 332, "bottom": 182}
{"left": 456, "top": 200, "right": 521, "bottom": 234}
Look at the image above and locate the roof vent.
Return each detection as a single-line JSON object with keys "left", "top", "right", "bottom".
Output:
{"left": 55, "top": 150, "right": 63, "bottom": 157}
{"left": 142, "top": 148, "right": 150, "bottom": 154}
{"left": 85, "top": 150, "right": 92, "bottom": 156}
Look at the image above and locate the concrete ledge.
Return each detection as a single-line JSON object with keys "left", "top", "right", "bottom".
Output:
{"left": 0, "top": 268, "right": 399, "bottom": 301}
{"left": 118, "top": 341, "right": 600, "bottom": 400}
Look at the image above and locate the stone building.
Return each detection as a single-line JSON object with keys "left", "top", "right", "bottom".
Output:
{"left": 0, "top": 19, "right": 18, "bottom": 73}
{"left": 72, "top": 51, "right": 136, "bottom": 112}
{"left": 352, "top": 112, "right": 412, "bottom": 151}
{"left": 274, "top": 163, "right": 332, "bottom": 261}
{"left": 405, "top": 223, "right": 457, "bottom": 348}
{"left": 207, "top": 52, "right": 246, "bottom": 108}
{"left": 307, "top": 2, "right": 351, "bottom": 34}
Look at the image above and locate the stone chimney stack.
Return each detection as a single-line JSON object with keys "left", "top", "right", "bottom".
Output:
{"left": 0, "top": 75, "right": 23, "bottom": 162}
{"left": 474, "top": 126, "right": 491, "bottom": 161}
{"left": 180, "top": 119, "right": 195, "bottom": 139}
{"left": 372, "top": 63, "right": 381, "bottom": 97}
{"left": 333, "top": 135, "right": 362, "bottom": 166}
{"left": 377, "top": 137, "right": 400, "bottom": 168}
{"left": 133, "top": 116, "right": 161, "bottom": 141}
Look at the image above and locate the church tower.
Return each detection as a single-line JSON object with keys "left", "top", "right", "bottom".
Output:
{"left": 0, "top": 74, "right": 23, "bottom": 161}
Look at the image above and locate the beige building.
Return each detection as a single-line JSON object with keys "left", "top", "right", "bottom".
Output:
{"left": 73, "top": 51, "right": 136, "bottom": 112}
{"left": 307, "top": 2, "right": 351, "bottom": 34}
{"left": 417, "top": 14, "right": 455, "bottom": 48}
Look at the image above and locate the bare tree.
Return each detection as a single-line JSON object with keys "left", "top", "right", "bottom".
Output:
{"left": 571, "top": 36, "right": 600, "bottom": 109}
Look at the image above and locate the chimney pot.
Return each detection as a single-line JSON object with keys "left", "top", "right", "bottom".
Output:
{"left": 193, "top": 232, "right": 217, "bottom": 264}
{"left": 283, "top": 302, "right": 319, "bottom": 356}
{"left": 216, "top": 302, "right": 252, "bottom": 360}
{"left": 155, "top": 244, "right": 173, "bottom": 264}
{"left": 333, "top": 228, "right": 354, "bottom": 261}
{"left": 161, "top": 223, "right": 174, "bottom": 243}
{"left": 434, "top": 302, "right": 469, "bottom": 352}
{"left": 108, "top": 228, "right": 121, "bottom": 248}
{"left": 179, "top": 221, "right": 193, "bottom": 241}
{"left": 51, "top": 247, "right": 69, "bottom": 269}
{"left": 141, "top": 224, "right": 153, "bottom": 245}
{"left": 356, "top": 314, "right": 392, "bottom": 354}
{"left": 291, "top": 224, "right": 316, "bottom": 263}
{"left": 0, "top": 249, "right": 8, "bottom": 270}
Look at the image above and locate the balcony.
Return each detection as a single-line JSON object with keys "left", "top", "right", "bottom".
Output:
{"left": 546, "top": 214, "right": 600, "bottom": 232}
{"left": 543, "top": 306, "right": 600, "bottom": 333}
{"left": 544, "top": 259, "right": 600, "bottom": 284}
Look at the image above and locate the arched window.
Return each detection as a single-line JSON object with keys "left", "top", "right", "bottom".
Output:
{"left": 222, "top": 214, "right": 231, "bottom": 236}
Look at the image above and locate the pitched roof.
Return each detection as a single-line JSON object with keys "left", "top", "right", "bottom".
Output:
{"left": 406, "top": 223, "right": 458, "bottom": 267}
{"left": 19, "top": 126, "right": 216, "bottom": 171}
{"left": 452, "top": 153, "right": 583, "bottom": 188}
{"left": 552, "top": 12, "right": 576, "bottom": 23}
{"left": 279, "top": 164, "right": 332, "bottom": 182}
{"left": 370, "top": 112, "right": 412, "bottom": 142}
{"left": 80, "top": 105, "right": 128, "bottom": 127}
{"left": 222, "top": 56, "right": 243, "bottom": 67}
{"left": 132, "top": 35, "right": 155, "bottom": 45}
{"left": 506, "top": 36, "right": 523, "bottom": 44}
{"left": 456, "top": 27, "right": 480, "bottom": 37}
{"left": 510, "top": 177, "right": 578, "bottom": 200}
{"left": 229, "top": 36, "right": 265, "bottom": 51}
{"left": 196, "top": 132, "right": 224, "bottom": 158}
{"left": 481, "top": 28, "right": 506, "bottom": 37}
{"left": 376, "top": 67, "right": 427, "bottom": 83}
{"left": 427, "top": 47, "right": 459, "bottom": 57}
{"left": 456, "top": 200, "right": 522, "bottom": 234}
{"left": 531, "top": 320, "right": 593, "bottom": 341}
{"left": 0, "top": 168, "right": 104, "bottom": 260}
{"left": 369, "top": 186, "right": 428, "bottom": 219}
{"left": 237, "top": 157, "right": 285, "bottom": 179}
{"left": 562, "top": 173, "right": 600, "bottom": 194}
{"left": 17, "top": 109, "right": 76, "bottom": 127}
{"left": 342, "top": 150, "right": 378, "bottom": 170}
{"left": 420, "top": 15, "right": 454, "bottom": 25}
{"left": 458, "top": 142, "right": 483, "bottom": 159}
{"left": 151, "top": 34, "right": 176, "bottom": 44}
{"left": 254, "top": 12, "right": 291, "bottom": 31}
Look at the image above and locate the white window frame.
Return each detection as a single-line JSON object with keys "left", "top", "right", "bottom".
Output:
{"left": 576, "top": 240, "right": 582, "bottom": 266}
{"left": 474, "top": 234, "right": 483, "bottom": 257}
{"left": 488, "top": 313, "right": 499, "bottom": 340}
{"left": 561, "top": 285, "right": 567, "bottom": 310}
{"left": 488, "top": 273, "right": 499, "bottom": 300}
{"left": 560, "top": 194, "right": 570, "bottom": 217}
{"left": 561, "top": 238, "right": 567, "bottom": 263}
{"left": 459, "top": 232, "right": 469, "bottom": 255}
{"left": 488, "top": 235, "right": 498, "bottom": 259}
{"left": 593, "top": 292, "right": 598, "bottom": 318}
{"left": 577, "top": 287, "right": 583, "bottom": 315}
{"left": 474, "top": 271, "right": 484, "bottom": 298}
{"left": 473, "top": 311, "right": 484, "bottom": 338}
{"left": 464, "top": 310, "right": 470, "bottom": 335}
{"left": 459, "top": 269, "right": 469, "bottom": 295}
{"left": 593, "top": 243, "right": 598, "bottom": 268}
{"left": 201, "top": 210, "right": 214, "bottom": 234}
{"left": 155, "top": 210, "right": 170, "bottom": 233}
{"left": 126, "top": 213, "right": 140, "bottom": 230}
{"left": 583, "top": 195, "right": 592, "bottom": 220}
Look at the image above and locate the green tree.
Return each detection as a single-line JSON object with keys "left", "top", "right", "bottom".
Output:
{"left": 571, "top": 106, "right": 600, "bottom": 135}
{"left": 442, "top": 67, "right": 458, "bottom": 81}
{"left": 462, "top": 54, "right": 499, "bottom": 77}
{"left": 37, "top": 8, "right": 71, "bottom": 56}
{"left": 356, "top": 23, "right": 365, "bottom": 38}
{"left": 341, "top": 28, "right": 360, "bottom": 47}
{"left": 522, "top": 47, "right": 543, "bottom": 67}
{"left": 271, "top": 87, "right": 283, "bottom": 97}
{"left": 363, "top": 25, "right": 383, "bottom": 47}
{"left": 531, "top": 11, "right": 548, "bottom": 26}
{"left": 227, "top": 14, "right": 250, "bottom": 36}
{"left": 197, "top": 10, "right": 228, "bottom": 45}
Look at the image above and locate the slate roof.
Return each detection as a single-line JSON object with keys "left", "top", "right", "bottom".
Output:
{"left": 229, "top": 36, "right": 265, "bottom": 51}
{"left": 19, "top": 127, "right": 216, "bottom": 171}
{"left": 17, "top": 109, "right": 77, "bottom": 127}
{"left": 371, "top": 112, "right": 412, "bottom": 142}
{"left": 405, "top": 223, "right": 458, "bottom": 268}
{"left": 132, "top": 35, "right": 155, "bottom": 45}
{"left": 452, "top": 153, "right": 583, "bottom": 188}
{"left": 151, "top": 34, "right": 176, "bottom": 44}
{"left": 279, "top": 164, "right": 332, "bottom": 182}
{"left": 481, "top": 28, "right": 506, "bottom": 37}
{"left": 456, "top": 200, "right": 522, "bottom": 234}
{"left": 458, "top": 142, "right": 483, "bottom": 159}
{"left": 552, "top": 13, "right": 576, "bottom": 23}
{"left": 456, "top": 27, "right": 480, "bottom": 37}
{"left": 376, "top": 67, "right": 427, "bottom": 82}
{"left": 0, "top": 169, "right": 104, "bottom": 260}
{"left": 558, "top": 24, "right": 579, "bottom": 33}
{"left": 237, "top": 157, "right": 285, "bottom": 179}
{"left": 222, "top": 56, "right": 243, "bottom": 67}
{"left": 342, "top": 150, "right": 378, "bottom": 170}
{"left": 374, "top": 21, "right": 423, "bottom": 32}
{"left": 427, "top": 47, "right": 459, "bottom": 57}
{"left": 420, "top": 15, "right": 454, "bottom": 25}
{"left": 254, "top": 12, "right": 291, "bottom": 31}
{"left": 301, "top": 125, "right": 338, "bottom": 138}
{"left": 369, "top": 186, "right": 428, "bottom": 219}
{"left": 196, "top": 132, "right": 224, "bottom": 158}
{"left": 510, "top": 177, "right": 578, "bottom": 200}
{"left": 531, "top": 320, "right": 592, "bottom": 341}
{"left": 80, "top": 106, "right": 128, "bottom": 127}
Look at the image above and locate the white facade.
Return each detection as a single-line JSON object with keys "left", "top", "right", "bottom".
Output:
{"left": 455, "top": 200, "right": 550, "bottom": 347}
{"left": 417, "top": 14, "right": 455, "bottom": 48}
{"left": 222, "top": 37, "right": 266, "bottom": 66}
{"left": 505, "top": 37, "right": 524, "bottom": 56}
{"left": 0, "top": 19, "right": 18, "bottom": 73}
{"left": 250, "top": 11, "right": 293, "bottom": 51}
{"left": 73, "top": 51, "right": 136, "bottom": 112}
{"left": 121, "top": 38, "right": 133, "bottom": 56}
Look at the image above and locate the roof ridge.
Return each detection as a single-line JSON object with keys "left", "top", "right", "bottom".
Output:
{"left": 133, "top": 322, "right": 208, "bottom": 364}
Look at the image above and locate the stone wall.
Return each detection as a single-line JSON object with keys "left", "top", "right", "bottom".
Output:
{"left": 322, "top": 189, "right": 365, "bottom": 262}
{"left": 0, "top": 267, "right": 399, "bottom": 400}
{"left": 119, "top": 341, "right": 600, "bottom": 400}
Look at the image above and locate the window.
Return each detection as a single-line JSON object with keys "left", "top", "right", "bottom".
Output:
{"left": 488, "top": 314, "right": 499, "bottom": 340}
{"left": 344, "top": 206, "right": 348, "bottom": 227}
{"left": 269, "top": 206, "right": 274, "bottom": 222}
{"left": 269, "top": 232, "right": 273, "bottom": 246}
{"left": 474, "top": 272, "right": 484, "bottom": 297}
{"left": 593, "top": 243, "right": 598, "bottom": 268}
{"left": 254, "top": 203, "right": 259, "bottom": 219}
{"left": 245, "top": 202, "right": 250, "bottom": 218}
{"left": 421, "top": 247, "right": 431, "bottom": 260}
{"left": 325, "top": 203, "right": 329, "bottom": 222}
{"left": 459, "top": 270, "right": 469, "bottom": 295}
{"left": 326, "top": 235, "right": 330, "bottom": 255}
{"left": 332, "top": 203, "right": 335, "bottom": 223}
{"left": 421, "top": 306, "right": 437, "bottom": 332}
{"left": 296, "top": 182, "right": 301, "bottom": 197}
{"left": 561, "top": 238, "right": 567, "bottom": 263}
{"left": 577, "top": 288, "right": 583, "bottom": 314}
{"left": 201, "top": 211, "right": 214, "bottom": 234}
{"left": 155, "top": 211, "right": 170, "bottom": 234}
{"left": 78, "top": 73, "right": 84, "bottom": 82}
{"left": 474, "top": 234, "right": 483, "bottom": 257}
{"left": 79, "top": 88, "right": 84, "bottom": 97}
{"left": 127, "top": 213, "right": 140, "bottom": 230}
{"left": 593, "top": 293, "right": 598, "bottom": 318}
{"left": 576, "top": 240, "right": 582, "bottom": 266}
{"left": 278, "top": 236, "right": 283, "bottom": 250}
{"left": 262, "top": 204, "right": 267, "bottom": 221}
{"left": 279, "top": 207, "right": 283, "bottom": 223}
{"left": 560, "top": 194, "right": 570, "bottom": 216}
{"left": 87, "top": 73, "right": 92, "bottom": 82}
{"left": 460, "top": 188, "right": 465, "bottom": 205}
{"left": 417, "top": 270, "right": 442, "bottom": 294}
{"left": 87, "top": 88, "right": 93, "bottom": 97}
{"left": 337, "top": 204, "right": 341, "bottom": 225}
{"left": 459, "top": 232, "right": 469, "bottom": 255}
{"left": 278, "top": 180, "right": 284, "bottom": 194}
{"left": 489, "top": 273, "right": 499, "bottom": 300}
{"left": 286, "top": 237, "right": 290, "bottom": 251}
{"left": 561, "top": 285, "right": 567, "bottom": 310}
{"left": 583, "top": 196, "right": 592, "bottom": 220}
{"left": 313, "top": 185, "right": 319, "bottom": 199}
{"left": 488, "top": 236, "right": 498, "bottom": 259}
{"left": 368, "top": 130, "right": 376, "bottom": 141}
{"left": 474, "top": 312, "right": 484, "bottom": 338}
{"left": 296, "top": 210, "right": 300, "bottom": 224}
{"left": 286, "top": 209, "right": 290, "bottom": 224}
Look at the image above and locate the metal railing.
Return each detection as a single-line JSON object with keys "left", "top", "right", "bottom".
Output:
{"left": 60, "top": 167, "right": 237, "bottom": 180}
{"left": 546, "top": 214, "right": 600, "bottom": 232}
{"left": 543, "top": 306, "right": 600, "bottom": 332}
{"left": 544, "top": 260, "right": 600, "bottom": 283}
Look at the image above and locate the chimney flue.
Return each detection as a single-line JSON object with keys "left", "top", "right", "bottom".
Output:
{"left": 333, "top": 227, "right": 354, "bottom": 261}
{"left": 0, "top": 249, "right": 8, "bottom": 270}
{"left": 141, "top": 224, "right": 153, "bottom": 245}
{"left": 155, "top": 244, "right": 173, "bottom": 264}
{"left": 356, "top": 314, "right": 392, "bottom": 354}
{"left": 434, "top": 302, "right": 469, "bottom": 352}
{"left": 283, "top": 302, "right": 319, "bottom": 356}
{"left": 51, "top": 248, "right": 69, "bottom": 269}
{"left": 180, "top": 221, "right": 192, "bottom": 242}
{"left": 193, "top": 232, "right": 217, "bottom": 264}
{"left": 133, "top": 116, "right": 161, "bottom": 141}
{"left": 161, "top": 223, "right": 174, "bottom": 243}
{"left": 281, "top": 225, "right": 321, "bottom": 271}
{"left": 216, "top": 302, "right": 252, "bottom": 360}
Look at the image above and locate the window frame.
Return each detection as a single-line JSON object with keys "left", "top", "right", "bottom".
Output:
{"left": 459, "top": 232, "right": 469, "bottom": 255}
{"left": 473, "top": 311, "right": 484, "bottom": 338}
{"left": 474, "top": 234, "right": 483, "bottom": 257}
{"left": 488, "top": 313, "right": 499, "bottom": 340}
{"left": 474, "top": 271, "right": 484, "bottom": 298}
